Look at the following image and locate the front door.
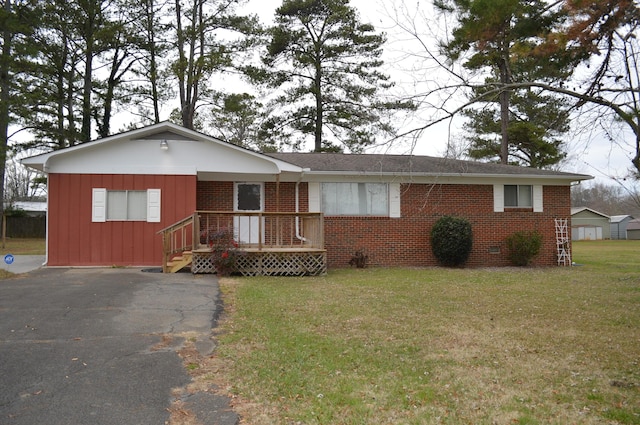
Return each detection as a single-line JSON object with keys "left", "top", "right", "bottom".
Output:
{"left": 234, "top": 182, "right": 263, "bottom": 244}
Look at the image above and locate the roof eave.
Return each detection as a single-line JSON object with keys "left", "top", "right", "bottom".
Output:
{"left": 303, "top": 170, "right": 594, "bottom": 182}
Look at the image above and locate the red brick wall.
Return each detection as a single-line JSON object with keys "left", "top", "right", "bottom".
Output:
{"left": 197, "top": 181, "right": 233, "bottom": 211}
{"left": 197, "top": 181, "right": 307, "bottom": 212}
{"left": 324, "top": 183, "right": 571, "bottom": 268}
{"left": 196, "top": 181, "right": 571, "bottom": 268}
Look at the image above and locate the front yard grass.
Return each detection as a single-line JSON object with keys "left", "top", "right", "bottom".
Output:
{"left": 0, "top": 238, "right": 45, "bottom": 256}
{"left": 207, "top": 240, "right": 640, "bottom": 425}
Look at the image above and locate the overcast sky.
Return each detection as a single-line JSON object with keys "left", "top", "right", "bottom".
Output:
{"left": 242, "top": 0, "right": 635, "bottom": 186}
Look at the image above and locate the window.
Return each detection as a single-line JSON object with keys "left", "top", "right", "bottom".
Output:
{"left": 322, "top": 183, "right": 388, "bottom": 216}
{"left": 107, "top": 190, "right": 147, "bottom": 220}
{"left": 504, "top": 185, "right": 532, "bottom": 208}
{"left": 235, "top": 183, "right": 262, "bottom": 212}
{"left": 92, "top": 188, "right": 161, "bottom": 222}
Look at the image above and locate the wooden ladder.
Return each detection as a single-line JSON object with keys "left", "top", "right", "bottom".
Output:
{"left": 166, "top": 251, "right": 193, "bottom": 273}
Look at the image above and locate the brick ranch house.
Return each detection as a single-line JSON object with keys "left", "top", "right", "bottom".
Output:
{"left": 22, "top": 122, "right": 592, "bottom": 274}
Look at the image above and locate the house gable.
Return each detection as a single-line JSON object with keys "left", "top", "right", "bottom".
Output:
{"left": 22, "top": 122, "right": 302, "bottom": 178}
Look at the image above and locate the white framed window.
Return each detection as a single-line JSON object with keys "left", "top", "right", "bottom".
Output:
{"left": 321, "top": 182, "right": 388, "bottom": 216}
{"left": 494, "top": 184, "right": 543, "bottom": 212}
{"left": 504, "top": 185, "right": 532, "bottom": 208}
{"left": 92, "top": 188, "right": 161, "bottom": 222}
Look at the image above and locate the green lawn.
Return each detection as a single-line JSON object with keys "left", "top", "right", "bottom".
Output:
{"left": 0, "top": 238, "right": 45, "bottom": 256}
{"left": 208, "top": 240, "right": 640, "bottom": 425}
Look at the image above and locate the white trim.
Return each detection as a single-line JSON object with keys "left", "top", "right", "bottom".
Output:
{"left": 147, "top": 189, "right": 161, "bottom": 222}
{"left": 308, "top": 182, "right": 321, "bottom": 212}
{"left": 21, "top": 122, "right": 303, "bottom": 175}
{"left": 493, "top": 184, "right": 504, "bottom": 212}
{"left": 233, "top": 182, "right": 264, "bottom": 244}
{"left": 92, "top": 188, "right": 107, "bottom": 222}
{"left": 389, "top": 183, "right": 401, "bottom": 218}
{"left": 533, "top": 185, "right": 543, "bottom": 212}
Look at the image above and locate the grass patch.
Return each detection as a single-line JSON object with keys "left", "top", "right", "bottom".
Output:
{"left": 210, "top": 240, "right": 640, "bottom": 424}
{"left": 0, "top": 238, "right": 45, "bottom": 280}
{"left": 0, "top": 238, "right": 45, "bottom": 255}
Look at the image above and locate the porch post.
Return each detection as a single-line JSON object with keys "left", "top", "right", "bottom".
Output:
{"left": 276, "top": 174, "right": 280, "bottom": 212}
{"left": 193, "top": 212, "right": 200, "bottom": 249}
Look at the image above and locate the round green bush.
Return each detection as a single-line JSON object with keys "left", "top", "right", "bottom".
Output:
{"left": 505, "top": 230, "right": 542, "bottom": 266}
{"left": 431, "top": 216, "right": 473, "bottom": 267}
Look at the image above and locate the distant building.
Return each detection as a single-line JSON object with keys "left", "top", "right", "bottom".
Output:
{"left": 610, "top": 215, "right": 635, "bottom": 240}
{"left": 626, "top": 219, "right": 640, "bottom": 240}
{"left": 4, "top": 201, "right": 47, "bottom": 217}
{"left": 571, "top": 207, "right": 610, "bottom": 240}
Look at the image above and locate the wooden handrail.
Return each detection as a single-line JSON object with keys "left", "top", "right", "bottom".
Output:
{"left": 159, "top": 213, "right": 197, "bottom": 273}
{"left": 160, "top": 211, "right": 325, "bottom": 272}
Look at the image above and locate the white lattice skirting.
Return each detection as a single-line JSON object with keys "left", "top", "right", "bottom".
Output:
{"left": 191, "top": 250, "right": 327, "bottom": 276}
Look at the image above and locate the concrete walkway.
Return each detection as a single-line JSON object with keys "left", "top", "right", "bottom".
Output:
{"left": 0, "top": 255, "right": 46, "bottom": 274}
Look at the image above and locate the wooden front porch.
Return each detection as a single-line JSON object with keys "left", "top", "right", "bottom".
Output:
{"left": 159, "top": 211, "right": 326, "bottom": 276}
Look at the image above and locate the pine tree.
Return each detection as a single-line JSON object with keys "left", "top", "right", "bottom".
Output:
{"left": 260, "top": 0, "right": 413, "bottom": 152}
{"left": 436, "top": 0, "right": 572, "bottom": 165}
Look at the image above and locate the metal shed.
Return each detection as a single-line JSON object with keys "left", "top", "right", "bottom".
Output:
{"left": 610, "top": 215, "right": 635, "bottom": 240}
{"left": 626, "top": 219, "right": 640, "bottom": 240}
{"left": 571, "top": 207, "right": 610, "bottom": 240}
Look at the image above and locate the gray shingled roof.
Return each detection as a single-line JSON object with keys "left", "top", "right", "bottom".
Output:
{"left": 267, "top": 152, "right": 591, "bottom": 179}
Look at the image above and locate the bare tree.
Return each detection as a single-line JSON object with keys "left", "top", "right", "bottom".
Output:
{"left": 172, "top": 0, "right": 256, "bottom": 130}
{"left": 4, "top": 153, "right": 45, "bottom": 202}
{"left": 386, "top": 0, "right": 640, "bottom": 177}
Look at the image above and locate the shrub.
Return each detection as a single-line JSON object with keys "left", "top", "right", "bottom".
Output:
{"left": 431, "top": 216, "right": 473, "bottom": 267}
{"left": 505, "top": 230, "right": 542, "bottom": 266}
{"left": 349, "top": 250, "right": 369, "bottom": 268}
{"left": 206, "top": 228, "right": 245, "bottom": 275}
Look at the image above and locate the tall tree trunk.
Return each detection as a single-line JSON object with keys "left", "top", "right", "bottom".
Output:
{"left": 314, "top": 63, "right": 323, "bottom": 152}
{"left": 99, "top": 44, "right": 132, "bottom": 138}
{"left": 0, "top": 0, "right": 13, "bottom": 227}
{"left": 498, "top": 40, "right": 512, "bottom": 165}
{"left": 499, "top": 88, "right": 509, "bottom": 164}
{"left": 175, "top": 0, "right": 189, "bottom": 128}
{"left": 146, "top": 0, "right": 161, "bottom": 123}
{"left": 67, "top": 50, "right": 78, "bottom": 147}
{"left": 81, "top": 3, "right": 95, "bottom": 142}
{"left": 56, "top": 54, "right": 66, "bottom": 148}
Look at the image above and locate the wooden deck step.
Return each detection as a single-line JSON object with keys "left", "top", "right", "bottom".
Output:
{"left": 167, "top": 251, "right": 193, "bottom": 273}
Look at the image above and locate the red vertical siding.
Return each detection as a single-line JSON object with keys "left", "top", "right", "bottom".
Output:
{"left": 47, "top": 174, "right": 197, "bottom": 267}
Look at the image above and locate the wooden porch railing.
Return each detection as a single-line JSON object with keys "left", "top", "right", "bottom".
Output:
{"left": 158, "top": 213, "right": 198, "bottom": 273}
{"left": 159, "top": 211, "right": 324, "bottom": 272}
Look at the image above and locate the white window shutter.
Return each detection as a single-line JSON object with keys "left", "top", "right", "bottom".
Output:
{"left": 147, "top": 189, "right": 161, "bottom": 222}
{"left": 308, "top": 182, "right": 320, "bottom": 212}
{"left": 389, "top": 183, "right": 401, "bottom": 218}
{"left": 92, "top": 188, "right": 107, "bottom": 222}
{"left": 493, "top": 184, "right": 504, "bottom": 212}
{"left": 533, "top": 185, "right": 543, "bottom": 212}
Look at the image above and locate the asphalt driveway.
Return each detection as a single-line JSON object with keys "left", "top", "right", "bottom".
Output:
{"left": 0, "top": 268, "right": 238, "bottom": 425}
